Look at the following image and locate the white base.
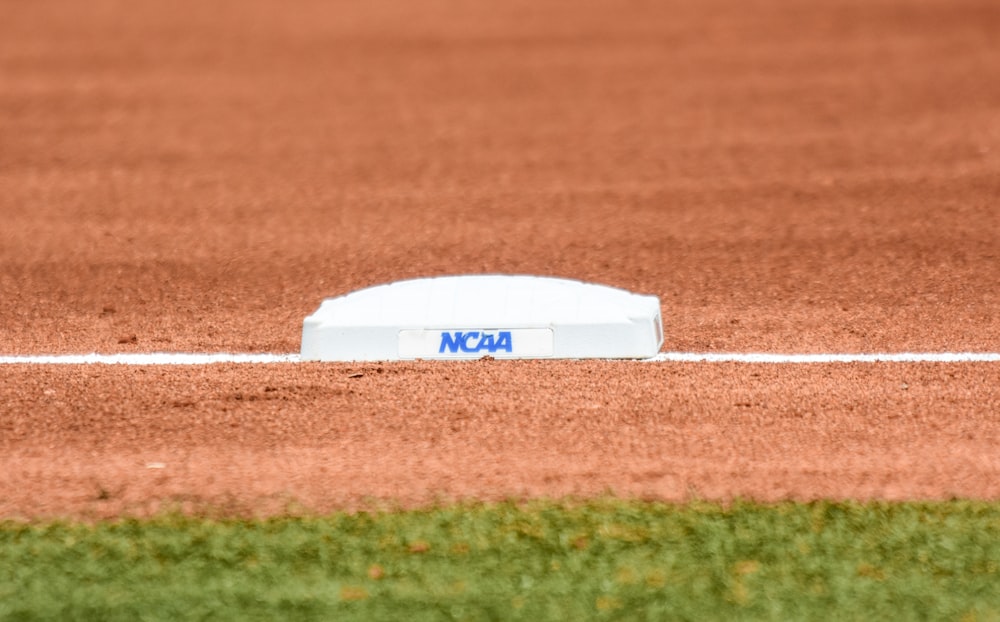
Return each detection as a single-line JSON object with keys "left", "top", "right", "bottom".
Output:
{"left": 300, "top": 275, "right": 663, "bottom": 362}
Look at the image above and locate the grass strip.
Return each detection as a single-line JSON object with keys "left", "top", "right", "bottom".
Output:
{"left": 1, "top": 499, "right": 999, "bottom": 621}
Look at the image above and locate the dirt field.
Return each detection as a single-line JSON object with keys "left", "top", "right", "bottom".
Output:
{"left": 2, "top": 0, "right": 999, "bottom": 518}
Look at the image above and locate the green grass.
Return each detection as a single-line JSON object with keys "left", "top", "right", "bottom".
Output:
{"left": 2, "top": 500, "right": 999, "bottom": 621}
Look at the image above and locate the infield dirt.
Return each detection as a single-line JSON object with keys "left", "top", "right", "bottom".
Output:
{"left": 2, "top": 0, "right": 999, "bottom": 517}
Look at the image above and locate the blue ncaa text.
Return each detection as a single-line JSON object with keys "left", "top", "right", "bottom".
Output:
{"left": 438, "top": 331, "right": 513, "bottom": 354}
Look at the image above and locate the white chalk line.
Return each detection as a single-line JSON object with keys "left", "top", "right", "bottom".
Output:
{"left": 1, "top": 352, "right": 1000, "bottom": 365}
{"left": 0, "top": 353, "right": 300, "bottom": 365}
{"left": 645, "top": 352, "right": 1000, "bottom": 363}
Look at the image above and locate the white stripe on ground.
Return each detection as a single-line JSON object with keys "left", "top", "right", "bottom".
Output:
{"left": 646, "top": 352, "right": 1000, "bottom": 363}
{"left": 0, "top": 353, "right": 300, "bottom": 365}
{"left": 1, "top": 352, "right": 1000, "bottom": 365}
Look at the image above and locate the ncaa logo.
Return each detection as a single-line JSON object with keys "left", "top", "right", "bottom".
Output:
{"left": 438, "top": 331, "right": 513, "bottom": 354}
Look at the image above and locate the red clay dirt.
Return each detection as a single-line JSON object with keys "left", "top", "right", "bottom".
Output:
{"left": 2, "top": 0, "right": 1000, "bottom": 518}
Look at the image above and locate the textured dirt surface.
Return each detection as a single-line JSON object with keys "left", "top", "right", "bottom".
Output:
{"left": 3, "top": 362, "right": 1000, "bottom": 519}
{"left": 2, "top": 0, "right": 1000, "bottom": 518}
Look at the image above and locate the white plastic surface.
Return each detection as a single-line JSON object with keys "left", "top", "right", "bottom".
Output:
{"left": 300, "top": 275, "right": 663, "bottom": 361}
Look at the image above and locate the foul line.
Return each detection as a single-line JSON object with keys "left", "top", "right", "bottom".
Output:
{"left": 1, "top": 352, "right": 1000, "bottom": 365}
{"left": 0, "top": 353, "right": 300, "bottom": 365}
{"left": 645, "top": 352, "right": 1000, "bottom": 363}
